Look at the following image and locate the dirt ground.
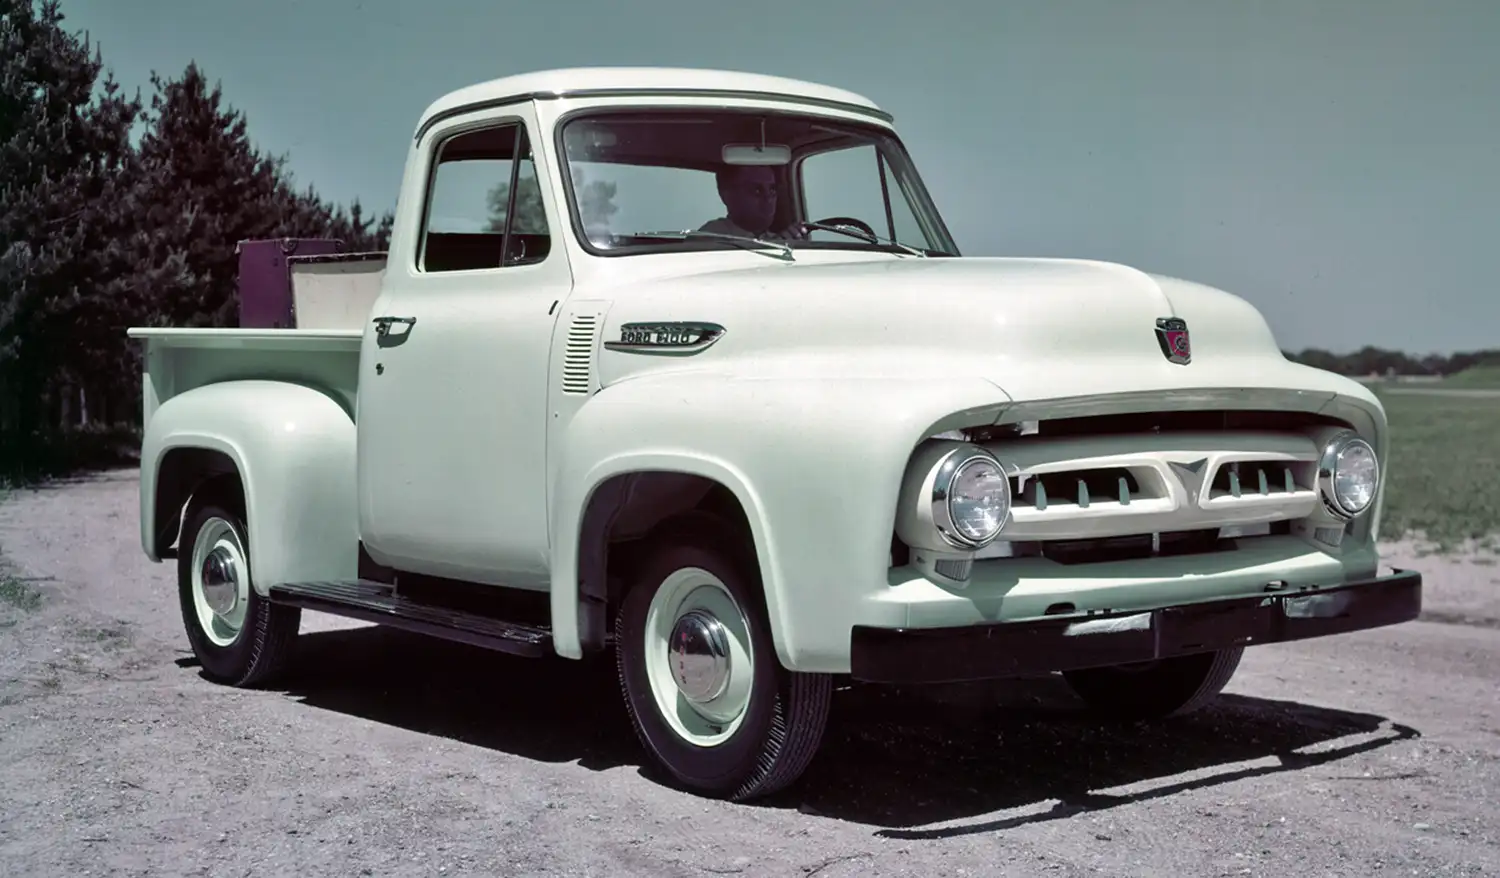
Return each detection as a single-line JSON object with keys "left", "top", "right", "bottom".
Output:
{"left": 1, "top": 469, "right": 1496, "bottom": 877}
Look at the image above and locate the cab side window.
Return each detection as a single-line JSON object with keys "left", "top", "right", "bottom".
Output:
{"left": 419, "top": 121, "right": 551, "bottom": 272}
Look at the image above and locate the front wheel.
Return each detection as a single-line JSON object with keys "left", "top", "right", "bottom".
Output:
{"left": 614, "top": 514, "right": 833, "bottom": 800}
{"left": 177, "top": 486, "right": 301, "bottom": 687}
{"left": 1062, "top": 647, "right": 1244, "bottom": 720}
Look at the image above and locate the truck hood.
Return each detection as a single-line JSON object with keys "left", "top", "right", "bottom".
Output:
{"left": 592, "top": 255, "right": 1358, "bottom": 410}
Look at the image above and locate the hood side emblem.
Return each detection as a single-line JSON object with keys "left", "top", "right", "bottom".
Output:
{"left": 1168, "top": 458, "right": 1209, "bottom": 508}
{"left": 604, "top": 321, "right": 726, "bottom": 356}
{"left": 1155, "top": 317, "right": 1192, "bottom": 365}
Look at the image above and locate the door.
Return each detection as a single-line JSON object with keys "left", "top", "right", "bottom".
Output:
{"left": 357, "top": 108, "right": 570, "bottom": 589}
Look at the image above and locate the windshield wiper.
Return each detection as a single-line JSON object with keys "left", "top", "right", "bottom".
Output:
{"left": 632, "top": 229, "right": 794, "bottom": 262}
{"left": 799, "top": 222, "right": 927, "bottom": 257}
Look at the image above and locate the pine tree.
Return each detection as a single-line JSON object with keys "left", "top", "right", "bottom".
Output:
{"left": 135, "top": 62, "right": 394, "bottom": 327}
{"left": 0, "top": 0, "right": 143, "bottom": 471}
{"left": 0, "top": 8, "right": 397, "bottom": 477}
{"left": 135, "top": 62, "right": 296, "bottom": 326}
{"left": 488, "top": 165, "right": 617, "bottom": 237}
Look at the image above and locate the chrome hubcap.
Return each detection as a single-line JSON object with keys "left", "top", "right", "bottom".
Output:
{"left": 190, "top": 516, "right": 250, "bottom": 648}
{"left": 200, "top": 547, "right": 240, "bottom": 616}
{"left": 668, "top": 609, "right": 731, "bottom": 703}
{"left": 643, "top": 567, "right": 755, "bottom": 747}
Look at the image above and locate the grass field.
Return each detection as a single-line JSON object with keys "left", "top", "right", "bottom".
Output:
{"left": 1376, "top": 386, "right": 1500, "bottom": 552}
{"left": 1439, "top": 363, "right": 1500, "bottom": 390}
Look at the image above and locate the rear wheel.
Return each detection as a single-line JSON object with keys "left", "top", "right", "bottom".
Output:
{"left": 177, "top": 485, "right": 300, "bottom": 687}
{"left": 614, "top": 514, "right": 832, "bottom": 800}
{"left": 1062, "top": 647, "right": 1244, "bottom": 720}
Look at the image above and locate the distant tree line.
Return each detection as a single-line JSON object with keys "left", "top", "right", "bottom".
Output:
{"left": 1282, "top": 346, "right": 1500, "bottom": 377}
{"left": 1, "top": 0, "right": 391, "bottom": 479}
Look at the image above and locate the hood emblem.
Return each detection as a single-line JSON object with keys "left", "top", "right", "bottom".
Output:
{"left": 1155, "top": 317, "right": 1192, "bottom": 365}
{"left": 604, "top": 321, "right": 726, "bottom": 356}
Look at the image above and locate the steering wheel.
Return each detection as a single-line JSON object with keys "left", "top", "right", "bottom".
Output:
{"left": 808, "top": 215, "right": 878, "bottom": 241}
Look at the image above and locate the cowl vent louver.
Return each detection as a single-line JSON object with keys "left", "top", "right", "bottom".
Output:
{"left": 562, "top": 314, "right": 599, "bottom": 395}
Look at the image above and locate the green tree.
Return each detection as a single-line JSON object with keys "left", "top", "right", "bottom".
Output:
{"left": 0, "top": 0, "right": 144, "bottom": 471}
{"left": 1284, "top": 346, "right": 1500, "bottom": 377}
{"left": 136, "top": 62, "right": 304, "bottom": 326}
{"left": 133, "top": 62, "right": 394, "bottom": 328}
{"left": 329, "top": 198, "right": 394, "bottom": 253}
{"left": 487, "top": 164, "right": 617, "bottom": 235}
{"left": 0, "top": 6, "right": 396, "bottom": 479}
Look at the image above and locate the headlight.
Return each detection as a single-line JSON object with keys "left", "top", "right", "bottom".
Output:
{"left": 931, "top": 447, "right": 1012, "bottom": 548}
{"left": 1318, "top": 431, "right": 1379, "bottom": 519}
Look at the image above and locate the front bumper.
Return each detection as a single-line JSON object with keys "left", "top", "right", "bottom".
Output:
{"left": 849, "top": 568, "right": 1422, "bottom": 684}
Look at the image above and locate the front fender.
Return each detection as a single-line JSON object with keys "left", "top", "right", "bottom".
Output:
{"left": 141, "top": 379, "right": 358, "bottom": 595}
{"left": 548, "top": 373, "right": 1010, "bottom": 670}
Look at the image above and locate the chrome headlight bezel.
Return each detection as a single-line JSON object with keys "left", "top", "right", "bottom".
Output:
{"left": 1317, "top": 430, "right": 1380, "bottom": 520}
{"left": 930, "top": 446, "right": 1012, "bottom": 549}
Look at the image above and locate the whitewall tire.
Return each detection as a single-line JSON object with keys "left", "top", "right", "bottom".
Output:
{"left": 177, "top": 484, "right": 300, "bottom": 687}
{"left": 614, "top": 513, "right": 832, "bottom": 800}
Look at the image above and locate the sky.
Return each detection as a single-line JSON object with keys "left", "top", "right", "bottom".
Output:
{"left": 51, "top": 0, "right": 1498, "bottom": 355}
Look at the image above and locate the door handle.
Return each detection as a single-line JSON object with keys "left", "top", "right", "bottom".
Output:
{"left": 372, "top": 315, "right": 416, "bottom": 337}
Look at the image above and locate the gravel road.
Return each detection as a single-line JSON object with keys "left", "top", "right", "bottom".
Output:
{"left": 1, "top": 469, "right": 1497, "bottom": 877}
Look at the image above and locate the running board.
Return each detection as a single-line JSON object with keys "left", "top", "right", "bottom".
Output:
{"left": 268, "top": 580, "right": 552, "bottom": 658}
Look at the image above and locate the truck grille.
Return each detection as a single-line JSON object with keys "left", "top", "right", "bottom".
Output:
{"left": 1011, "top": 522, "right": 1293, "bottom": 566}
{"left": 974, "top": 430, "right": 1322, "bottom": 543}
{"left": 1013, "top": 458, "right": 1316, "bottom": 510}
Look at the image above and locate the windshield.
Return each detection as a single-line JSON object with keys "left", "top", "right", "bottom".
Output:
{"left": 553, "top": 108, "right": 959, "bottom": 258}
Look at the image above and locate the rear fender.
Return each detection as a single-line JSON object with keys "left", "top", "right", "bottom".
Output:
{"left": 141, "top": 379, "right": 358, "bottom": 595}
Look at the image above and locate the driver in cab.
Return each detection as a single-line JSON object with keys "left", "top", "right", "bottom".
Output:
{"left": 699, "top": 164, "right": 808, "bottom": 242}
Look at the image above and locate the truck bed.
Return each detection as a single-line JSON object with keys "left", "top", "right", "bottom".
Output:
{"left": 127, "top": 327, "right": 363, "bottom": 425}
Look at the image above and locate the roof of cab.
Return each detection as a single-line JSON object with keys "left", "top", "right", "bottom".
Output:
{"left": 414, "top": 66, "right": 890, "bottom": 138}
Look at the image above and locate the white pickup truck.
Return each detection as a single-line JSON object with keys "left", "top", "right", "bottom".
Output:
{"left": 128, "top": 67, "right": 1421, "bottom": 802}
